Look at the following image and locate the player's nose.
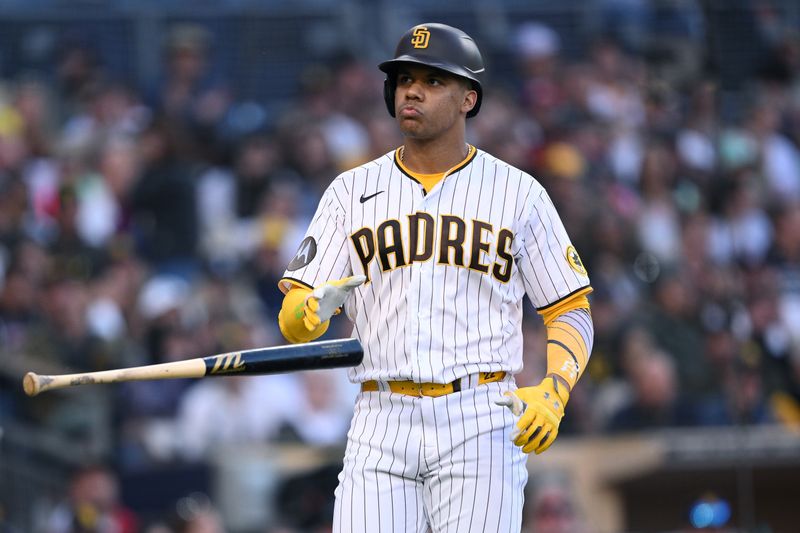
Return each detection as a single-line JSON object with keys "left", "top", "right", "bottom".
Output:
{"left": 404, "top": 79, "right": 424, "bottom": 100}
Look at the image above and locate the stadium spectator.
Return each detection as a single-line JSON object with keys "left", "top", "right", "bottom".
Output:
{"left": 43, "top": 465, "right": 138, "bottom": 533}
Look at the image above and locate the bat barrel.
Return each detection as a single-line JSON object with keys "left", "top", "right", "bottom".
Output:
{"left": 204, "top": 338, "right": 364, "bottom": 376}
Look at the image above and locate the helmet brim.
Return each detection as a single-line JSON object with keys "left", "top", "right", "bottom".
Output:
{"left": 379, "top": 55, "right": 484, "bottom": 87}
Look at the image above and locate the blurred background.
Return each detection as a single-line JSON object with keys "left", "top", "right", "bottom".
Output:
{"left": 0, "top": 0, "right": 799, "bottom": 531}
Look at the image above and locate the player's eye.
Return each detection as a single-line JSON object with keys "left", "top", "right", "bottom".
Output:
{"left": 428, "top": 78, "right": 442, "bottom": 86}
{"left": 398, "top": 75, "right": 413, "bottom": 85}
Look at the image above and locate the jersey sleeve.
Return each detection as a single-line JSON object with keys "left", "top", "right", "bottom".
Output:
{"left": 515, "top": 187, "right": 591, "bottom": 310}
{"left": 279, "top": 179, "right": 352, "bottom": 293}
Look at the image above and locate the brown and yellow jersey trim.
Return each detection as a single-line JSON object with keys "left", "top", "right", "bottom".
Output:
{"left": 394, "top": 144, "right": 477, "bottom": 193}
{"left": 278, "top": 276, "right": 314, "bottom": 295}
{"left": 537, "top": 285, "right": 593, "bottom": 325}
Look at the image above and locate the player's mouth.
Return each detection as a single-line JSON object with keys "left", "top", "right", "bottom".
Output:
{"left": 399, "top": 105, "right": 422, "bottom": 118}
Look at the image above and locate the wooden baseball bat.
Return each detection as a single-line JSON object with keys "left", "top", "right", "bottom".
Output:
{"left": 23, "top": 338, "right": 363, "bottom": 397}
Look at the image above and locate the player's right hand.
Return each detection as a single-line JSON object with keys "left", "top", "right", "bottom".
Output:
{"left": 495, "top": 375, "right": 569, "bottom": 455}
{"left": 303, "top": 275, "right": 366, "bottom": 331}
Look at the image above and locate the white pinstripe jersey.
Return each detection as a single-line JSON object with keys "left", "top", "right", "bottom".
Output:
{"left": 281, "top": 146, "right": 591, "bottom": 384}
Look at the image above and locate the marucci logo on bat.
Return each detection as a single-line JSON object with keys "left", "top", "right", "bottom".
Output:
{"left": 210, "top": 353, "right": 246, "bottom": 374}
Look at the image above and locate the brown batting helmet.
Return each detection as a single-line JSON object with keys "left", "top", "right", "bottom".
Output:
{"left": 379, "top": 23, "right": 485, "bottom": 118}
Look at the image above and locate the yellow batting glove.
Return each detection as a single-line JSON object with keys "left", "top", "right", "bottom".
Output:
{"left": 303, "top": 275, "right": 366, "bottom": 331}
{"left": 278, "top": 288, "right": 328, "bottom": 343}
{"left": 495, "top": 375, "right": 569, "bottom": 455}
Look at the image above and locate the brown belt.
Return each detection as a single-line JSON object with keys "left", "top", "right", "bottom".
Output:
{"left": 360, "top": 371, "right": 506, "bottom": 398}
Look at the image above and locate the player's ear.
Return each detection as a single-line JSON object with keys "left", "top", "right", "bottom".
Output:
{"left": 461, "top": 87, "right": 477, "bottom": 115}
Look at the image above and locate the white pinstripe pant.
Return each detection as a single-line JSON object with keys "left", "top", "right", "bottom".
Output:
{"left": 333, "top": 381, "right": 528, "bottom": 532}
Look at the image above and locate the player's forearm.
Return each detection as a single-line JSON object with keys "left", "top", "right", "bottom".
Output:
{"left": 545, "top": 307, "right": 593, "bottom": 391}
{"left": 278, "top": 288, "right": 329, "bottom": 343}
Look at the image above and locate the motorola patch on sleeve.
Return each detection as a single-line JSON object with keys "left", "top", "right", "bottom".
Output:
{"left": 287, "top": 236, "right": 317, "bottom": 271}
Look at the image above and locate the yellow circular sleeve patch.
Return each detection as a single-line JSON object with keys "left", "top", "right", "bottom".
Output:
{"left": 566, "top": 246, "right": 587, "bottom": 276}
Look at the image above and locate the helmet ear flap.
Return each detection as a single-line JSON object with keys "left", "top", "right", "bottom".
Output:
{"left": 383, "top": 78, "right": 396, "bottom": 118}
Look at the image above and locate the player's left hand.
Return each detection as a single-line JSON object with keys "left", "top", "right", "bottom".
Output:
{"left": 495, "top": 376, "right": 569, "bottom": 454}
{"left": 304, "top": 275, "right": 367, "bottom": 330}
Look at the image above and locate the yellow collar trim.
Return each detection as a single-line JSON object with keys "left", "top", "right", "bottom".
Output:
{"left": 395, "top": 145, "right": 476, "bottom": 193}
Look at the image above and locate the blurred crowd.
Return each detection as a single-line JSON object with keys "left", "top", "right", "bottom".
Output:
{"left": 1, "top": 3, "right": 800, "bottom": 532}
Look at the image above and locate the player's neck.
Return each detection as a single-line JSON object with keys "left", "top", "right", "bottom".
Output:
{"left": 401, "top": 135, "right": 470, "bottom": 174}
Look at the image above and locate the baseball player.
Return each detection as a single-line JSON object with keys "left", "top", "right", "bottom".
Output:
{"left": 278, "top": 23, "right": 594, "bottom": 532}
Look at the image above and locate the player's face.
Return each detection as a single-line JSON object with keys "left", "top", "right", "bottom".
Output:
{"left": 394, "top": 65, "right": 476, "bottom": 140}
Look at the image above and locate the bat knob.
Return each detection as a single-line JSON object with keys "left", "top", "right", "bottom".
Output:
{"left": 23, "top": 372, "right": 41, "bottom": 397}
